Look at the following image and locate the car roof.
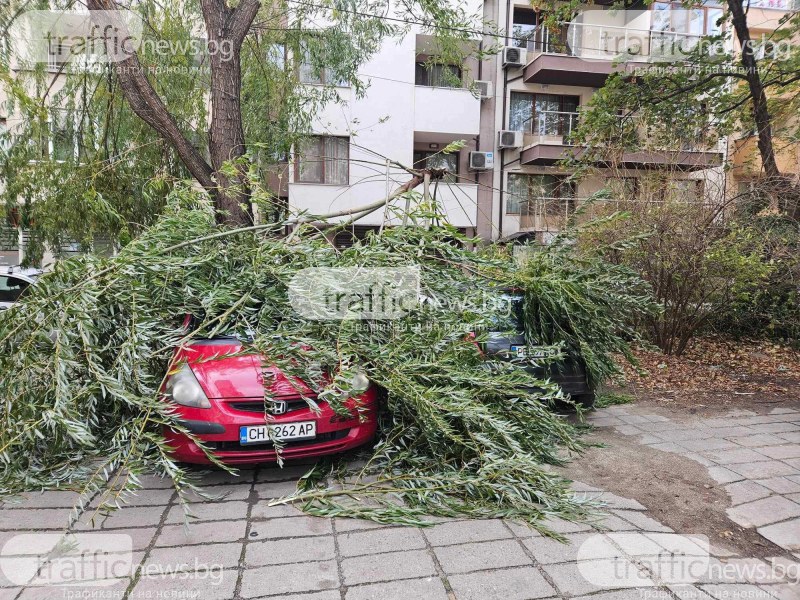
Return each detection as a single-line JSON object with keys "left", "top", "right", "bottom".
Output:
{"left": 2, "top": 266, "right": 42, "bottom": 282}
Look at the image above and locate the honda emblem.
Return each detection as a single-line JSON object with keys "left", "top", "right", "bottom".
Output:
{"left": 268, "top": 400, "right": 287, "bottom": 415}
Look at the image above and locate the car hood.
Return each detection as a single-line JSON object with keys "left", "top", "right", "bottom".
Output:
{"left": 174, "top": 340, "right": 315, "bottom": 399}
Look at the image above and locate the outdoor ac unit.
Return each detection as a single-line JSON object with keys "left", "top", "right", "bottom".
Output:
{"left": 474, "top": 80, "right": 493, "bottom": 100}
{"left": 468, "top": 151, "right": 494, "bottom": 171}
{"left": 498, "top": 130, "right": 523, "bottom": 149}
{"left": 502, "top": 46, "right": 527, "bottom": 68}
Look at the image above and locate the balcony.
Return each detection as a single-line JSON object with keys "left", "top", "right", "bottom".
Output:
{"left": 414, "top": 86, "right": 480, "bottom": 137}
{"left": 288, "top": 181, "right": 479, "bottom": 229}
{"left": 518, "top": 111, "right": 723, "bottom": 171}
{"left": 521, "top": 20, "right": 704, "bottom": 87}
{"left": 518, "top": 110, "right": 582, "bottom": 165}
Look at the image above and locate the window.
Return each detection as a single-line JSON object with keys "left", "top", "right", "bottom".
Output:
{"left": 506, "top": 174, "right": 575, "bottom": 214}
{"left": 610, "top": 177, "right": 639, "bottom": 200}
{"left": 509, "top": 93, "right": 534, "bottom": 132}
{"left": 267, "top": 43, "right": 286, "bottom": 69}
{"left": 509, "top": 93, "right": 579, "bottom": 138}
{"left": 296, "top": 136, "right": 349, "bottom": 185}
{"left": 299, "top": 48, "right": 347, "bottom": 86}
{"left": 652, "top": 3, "right": 724, "bottom": 36}
{"left": 50, "top": 111, "right": 76, "bottom": 162}
{"left": 640, "top": 176, "right": 703, "bottom": 203}
{"left": 413, "top": 150, "right": 458, "bottom": 184}
{"left": 512, "top": 8, "right": 538, "bottom": 48}
{"left": 300, "top": 62, "right": 344, "bottom": 85}
{"left": 0, "top": 275, "right": 30, "bottom": 304}
{"left": 47, "top": 39, "right": 72, "bottom": 72}
{"left": 0, "top": 227, "right": 18, "bottom": 251}
{"left": 414, "top": 63, "right": 462, "bottom": 88}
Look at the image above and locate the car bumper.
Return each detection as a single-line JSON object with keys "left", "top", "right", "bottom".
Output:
{"left": 528, "top": 360, "right": 592, "bottom": 397}
{"left": 164, "top": 389, "right": 378, "bottom": 465}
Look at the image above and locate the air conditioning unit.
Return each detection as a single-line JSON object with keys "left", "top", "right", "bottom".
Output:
{"left": 468, "top": 151, "right": 494, "bottom": 171}
{"left": 474, "top": 80, "right": 493, "bottom": 100}
{"left": 498, "top": 130, "right": 523, "bottom": 149}
{"left": 502, "top": 46, "right": 527, "bottom": 68}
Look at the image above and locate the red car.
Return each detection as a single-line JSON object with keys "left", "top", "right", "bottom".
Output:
{"left": 162, "top": 339, "right": 378, "bottom": 465}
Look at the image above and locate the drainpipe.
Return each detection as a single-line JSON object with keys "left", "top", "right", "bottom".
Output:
{"left": 499, "top": 69, "right": 507, "bottom": 239}
{"left": 499, "top": 0, "right": 513, "bottom": 239}
{"left": 477, "top": 40, "right": 483, "bottom": 154}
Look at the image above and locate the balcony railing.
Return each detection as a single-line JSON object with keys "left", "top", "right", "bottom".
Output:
{"left": 523, "top": 22, "right": 704, "bottom": 62}
{"left": 518, "top": 196, "right": 582, "bottom": 230}
{"left": 523, "top": 110, "right": 580, "bottom": 145}
{"left": 523, "top": 111, "right": 716, "bottom": 148}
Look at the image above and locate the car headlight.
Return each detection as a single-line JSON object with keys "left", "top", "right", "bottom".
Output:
{"left": 165, "top": 364, "right": 211, "bottom": 409}
{"left": 350, "top": 369, "right": 370, "bottom": 393}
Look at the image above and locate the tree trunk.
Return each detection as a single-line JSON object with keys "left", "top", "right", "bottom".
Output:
{"left": 728, "top": 0, "right": 779, "bottom": 179}
{"left": 727, "top": 0, "right": 799, "bottom": 218}
{"left": 201, "top": 0, "right": 260, "bottom": 226}
{"left": 88, "top": 0, "right": 260, "bottom": 226}
{"left": 86, "top": 1, "right": 216, "bottom": 190}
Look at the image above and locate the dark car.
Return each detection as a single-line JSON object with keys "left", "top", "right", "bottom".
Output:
{"left": 485, "top": 291, "right": 595, "bottom": 408}
{"left": 0, "top": 267, "right": 40, "bottom": 311}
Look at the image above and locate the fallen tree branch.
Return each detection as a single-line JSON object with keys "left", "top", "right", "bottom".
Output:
{"left": 160, "top": 172, "right": 426, "bottom": 253}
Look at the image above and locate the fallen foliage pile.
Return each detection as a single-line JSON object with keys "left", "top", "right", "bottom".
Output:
{"left": 0, "top": 190, "right": 656, "bottom": 531}
{"left": 618, "top": 336, "right": 800, "bottom": 406}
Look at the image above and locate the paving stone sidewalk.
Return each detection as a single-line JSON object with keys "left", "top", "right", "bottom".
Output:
{"left": 592, "top": 405, "right": 800, "bottom": 555}
{"left": 1, "top": 405, "right": 799, "bottom": 600}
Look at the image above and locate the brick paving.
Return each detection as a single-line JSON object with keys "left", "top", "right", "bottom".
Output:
{"left": 0, "top": 406, "right": 798, "bottom": 599}
{"left": 594, "top": 405, "right": 800, "bottom": 557}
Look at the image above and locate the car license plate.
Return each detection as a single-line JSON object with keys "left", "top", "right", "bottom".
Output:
{"left": 510, "top": 345, "right": 548, "bottom": 359}
{"left": 239, "top": 422, "right": 316, "bottom": 445}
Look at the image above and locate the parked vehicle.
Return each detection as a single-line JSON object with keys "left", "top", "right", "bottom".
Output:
{"left": 0, "top": 267, "right": 41, "bottom": 311}
{"left": 163, "top": 334, "right": 378, "bottom": 465}
{"left": 485, "top": 290, "right": 596, "bottom": 408}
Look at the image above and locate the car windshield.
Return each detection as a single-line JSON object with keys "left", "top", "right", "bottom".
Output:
{"left": 489, "top": 293, "right": 525, "bottom": 333}
{"left": 185, "top": 313, "right": 256, "bottom": 341}
{"left": 0, "top": 276, "right": 31, "bottom": 303}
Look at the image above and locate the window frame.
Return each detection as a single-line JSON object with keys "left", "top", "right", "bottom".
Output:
{"left": 509, "top": 92, "right": 580, "bottom": 135}
{"left": 511, "top": 8, "right": 538, "bottom": 48}
{"left": 46, "top": 109, "right": 78, "bottom": 163}
{"left": 414, "top": 62, "right": 463, "bottom": 89}
{"left": 412, "top": 150, "right": 460, "bottom": 184}
{"left": 295, "top": 135, "right": 350, "bottom": 185}
{"left": 298, "top": 45, "right": 348, "bottom": 87}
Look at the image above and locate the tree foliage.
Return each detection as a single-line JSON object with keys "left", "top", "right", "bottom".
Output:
{"left": 0, "top": 184, "right": 655, "bottom": 530}
{"left": 706, "top": 213, "right": 800, "bottom": 342}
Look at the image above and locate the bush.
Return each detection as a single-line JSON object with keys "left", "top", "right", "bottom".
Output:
{"left": 706, "top": 214, "right": 800, "bottom": 343}
{"left": 577, "top": 198, "right": 771, "bottom": 355}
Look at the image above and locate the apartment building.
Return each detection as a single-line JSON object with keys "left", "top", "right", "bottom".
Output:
{"left": 1, "top": 0, "right": 797, "bottom": 266}
{"left": 487, "top": 2, "right": 726, "bottom": 242}
{"left": 283, "top": 12, "right": 489, "bottom": 244}
{"left": 298, "top": 0, "right": 796, "bottom": 243}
